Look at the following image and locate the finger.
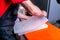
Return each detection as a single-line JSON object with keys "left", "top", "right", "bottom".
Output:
{"left": 29, "top": 10, "right": 42, "bottom": 16}
{"left": 41, "top": 10, "right": 47, "bottom": 17}
{"left": 18, "top": 12, "right": 30, "bottom": 19}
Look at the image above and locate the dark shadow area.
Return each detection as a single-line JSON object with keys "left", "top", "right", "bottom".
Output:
{"left": 57, "top": 0, "right": 60, "bottom": 4}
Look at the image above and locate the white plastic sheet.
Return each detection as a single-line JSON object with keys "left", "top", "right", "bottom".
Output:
{"left": 14, "top": 16, "right": 48, "bottom": 35}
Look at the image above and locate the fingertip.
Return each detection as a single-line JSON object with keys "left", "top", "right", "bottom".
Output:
{"left": 42, "top": 10, "right": 47, "bottom": 17}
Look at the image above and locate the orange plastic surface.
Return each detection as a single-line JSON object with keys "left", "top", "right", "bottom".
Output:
{"left": 25, "top": 22, "right": 60, "bottom": 40}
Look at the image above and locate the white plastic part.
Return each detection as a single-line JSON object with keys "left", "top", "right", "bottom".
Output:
{"left": 14, "top": 16, "right": 48, "bottom": 35}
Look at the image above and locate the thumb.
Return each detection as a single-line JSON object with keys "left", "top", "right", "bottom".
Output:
{"left": 18, "top": 11, "right": 30, "bottom": 19}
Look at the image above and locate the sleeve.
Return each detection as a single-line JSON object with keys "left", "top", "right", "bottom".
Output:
{"left": 12, "top": 0, "right": 26, "bottom": 3}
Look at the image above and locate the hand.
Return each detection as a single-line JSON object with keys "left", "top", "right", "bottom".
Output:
{"left": 29, "top": 5, "right": 47, "bottom": 16}
{"left": 21, "top": 0, "right": 47, "bottom": 17}
{"left": 18, "top": 10, "right": 47, "bottom": 20}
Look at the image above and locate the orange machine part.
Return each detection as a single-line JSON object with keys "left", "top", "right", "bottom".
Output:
{"left": 25, "top": 22, "right": 60, "bottom": 40}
